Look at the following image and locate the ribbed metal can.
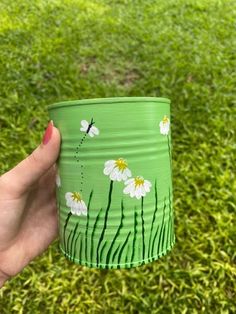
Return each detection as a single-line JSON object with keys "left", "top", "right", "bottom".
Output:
{"left": 48, "top": 97, "right": 175, "bottom": 269}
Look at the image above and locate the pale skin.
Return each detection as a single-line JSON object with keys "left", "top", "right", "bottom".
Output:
{"left": 0, "top": 124, "right": 61, "bottom": 287}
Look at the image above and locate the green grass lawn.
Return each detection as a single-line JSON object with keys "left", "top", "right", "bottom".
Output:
{"left": 0, "top": 0, "right": 236, "bottom": 313}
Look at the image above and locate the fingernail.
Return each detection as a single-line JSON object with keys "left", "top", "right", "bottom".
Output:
{"left": 42, "top": 120, "right": 54, "bottom": 145}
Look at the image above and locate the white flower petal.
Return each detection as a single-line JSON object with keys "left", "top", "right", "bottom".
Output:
{"left": 75, "top": 208, "right": 81, "bottom": 216}
{"left": 135, "top": 189, "right": 142, "bottom": 199}
{"left": 81, "top": 200, "right": 87, "bottom": 210}
{"left": 130, "top": 185, "right": 137, "bottom": 197}
{"left": 116, "top": 171, "right": 123, "bottom": 182}
{"left": 77, "top": 201, "right": 83, "bottom": 211}
{"left": 160, "top": 120, "right": 170, "bottom": 135}
{"left": 110, "top": 168, "right": 120, "bottom": 181}
{"left": 130, "top": 191, "right": 136, "bottom": 198}
{"left": 145, "top": 179, "right": 152, "bottom": 188}
{"left": 144, "top": 180, "right": 151, "bottom": 192}
{"left": 140, "top": 185, "right": 147, "bottom": 196}
{"left": 124, "top": 168, "right": 132, "bottom": 178}
{"left": 121, "top": 172, "right": 127, "bottom": 181}
{"left": 144, "top": 186, "right": 150, "bottom": 193}
{"left": 121, "top": 168, "right": 131, "bottom": 181}
{"left": 104, "top": 165, "right": 114, "bottom": 175}
{"left": 82, "top": 210, "right": 87, "bottom": 216}
{"left": 105, "top": 160, "right": 115, "bottom": 167}
{"left": 81, "top": 202, "right": 87, "bottom": 215}
{"left": 66, "top": 199, "right": 73, "bottom": 208}
{"left": 123, "top": 184, "right": 133, "bottom": 194}
{"left": 65, "top": 192, "right": 72, "bottom": 201}
{"left": 124, "top": 178, "right": 135, "bottom": 185}
{"left": 136, "top": 186, "right": 142, "bottom": 196}
{"left": 74, "top": 200, "right": 81, "bottom": 210}
{"left": 71, "top": 207, "right": 76, "bottom": 215}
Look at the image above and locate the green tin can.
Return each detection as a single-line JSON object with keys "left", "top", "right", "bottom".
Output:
{"left": 48, "top": 97, "right": 175, "bottom": 269}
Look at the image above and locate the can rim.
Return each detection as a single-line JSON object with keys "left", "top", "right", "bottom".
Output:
{"left": 48, "top": 97, "right": 170, "bottom": 110}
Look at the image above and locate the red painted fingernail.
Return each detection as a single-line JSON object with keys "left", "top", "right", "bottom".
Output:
{"left": 42, "top": 120, "right": 54, "bottom": 145}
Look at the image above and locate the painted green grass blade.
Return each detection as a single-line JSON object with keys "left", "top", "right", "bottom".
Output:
{"left": 117, "top": 231, "right": 131, "bottom": 267}
{"left": 70, "top": 222, "right": 79, "bottom": 258}
{"left": 100, "top": 241, "right": 108, "bottom": 265}
{"left": 148, "top": 179, "right": 158, "bottom": 259}
{"left": 151, "top": 226, "right": 160, "bottom": 259}
{"left": 125, "top": 244, "right": 130, "bottom": 265}
{"left": 161, "top": 226, "right": 166, "bottom": 253}
{"left": 106, "top": 199, "right": 124, "bottom": 266}
{"left": 157, "top": 197, "right": 166, "bottom": 255}
{"left": 166, "top": 187, "right": 172, "bottom": 249}
{"left": 66, "top": 229, "right": 73, "bottom": 258}
{"left": 90, "top": 207, "right": 103, "bottom": 266}
{"left": 73, "top": 232, "right": 81, "bottom": 262}
{"left": 79, "top": 233, "right": 83, "bottom": 262}
{"left": 111, "top": 243, "right": 121, "bottom": 264}
{"left": 96, "top": 180, "right": 113, "bottom": 266}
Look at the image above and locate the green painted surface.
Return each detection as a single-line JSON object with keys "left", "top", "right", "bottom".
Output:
{"left": 49, "top": 97, "right": 175, "bottom": 268}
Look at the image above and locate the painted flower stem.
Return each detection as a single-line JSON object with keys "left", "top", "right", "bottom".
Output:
{"left": 96, "top": 180, "right": 114, "bottom": 266}
{"left": 64, "top": 212, "right": 72, "bottom": 252}
{"left": 141, "top": 196, "right": 145, "bottom": 261}
{"left": 85, "top": 190, "right": 93, "bottom": 262}
{"left": 130, "top": 206, "right": 138, "bottom": 265}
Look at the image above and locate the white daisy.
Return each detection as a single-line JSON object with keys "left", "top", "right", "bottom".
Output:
{"left": 159, "top": 115, "right": 170, "bottom": 135}
{"left": 80, "top": 119, "right": 99, "bottom": 137}
{"left": 103, "top": 158, "right": 132, "bottom": 182}
{"left": 55, "top": 172, "right": 61, "bottom": 188}
{"left": 65, "top": 192, "right": 87, "bottom": 216}
{"left": 123, "top": 176, "right": 152, "bottom": 199}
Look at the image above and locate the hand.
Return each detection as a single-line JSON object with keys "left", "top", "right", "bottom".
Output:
{"left": 0, "top": 121, "right": 61, "bottom": 287}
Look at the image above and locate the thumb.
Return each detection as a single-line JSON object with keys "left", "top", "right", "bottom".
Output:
{"left": 2, "top": 121, "right": 61, "bottom": 196}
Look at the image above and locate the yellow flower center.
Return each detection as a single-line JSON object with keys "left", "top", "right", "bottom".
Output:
{"left": 162, "top": 115, "right": 169, "bottom": 124}
{"left": 134, "top": 176, "right": 145, "bottom": 187}
{"left": 115, "top": 158, "right": 128, "bottom": 172}
{"left": 72, "top": 192, "right": 82, "bottom": 203}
